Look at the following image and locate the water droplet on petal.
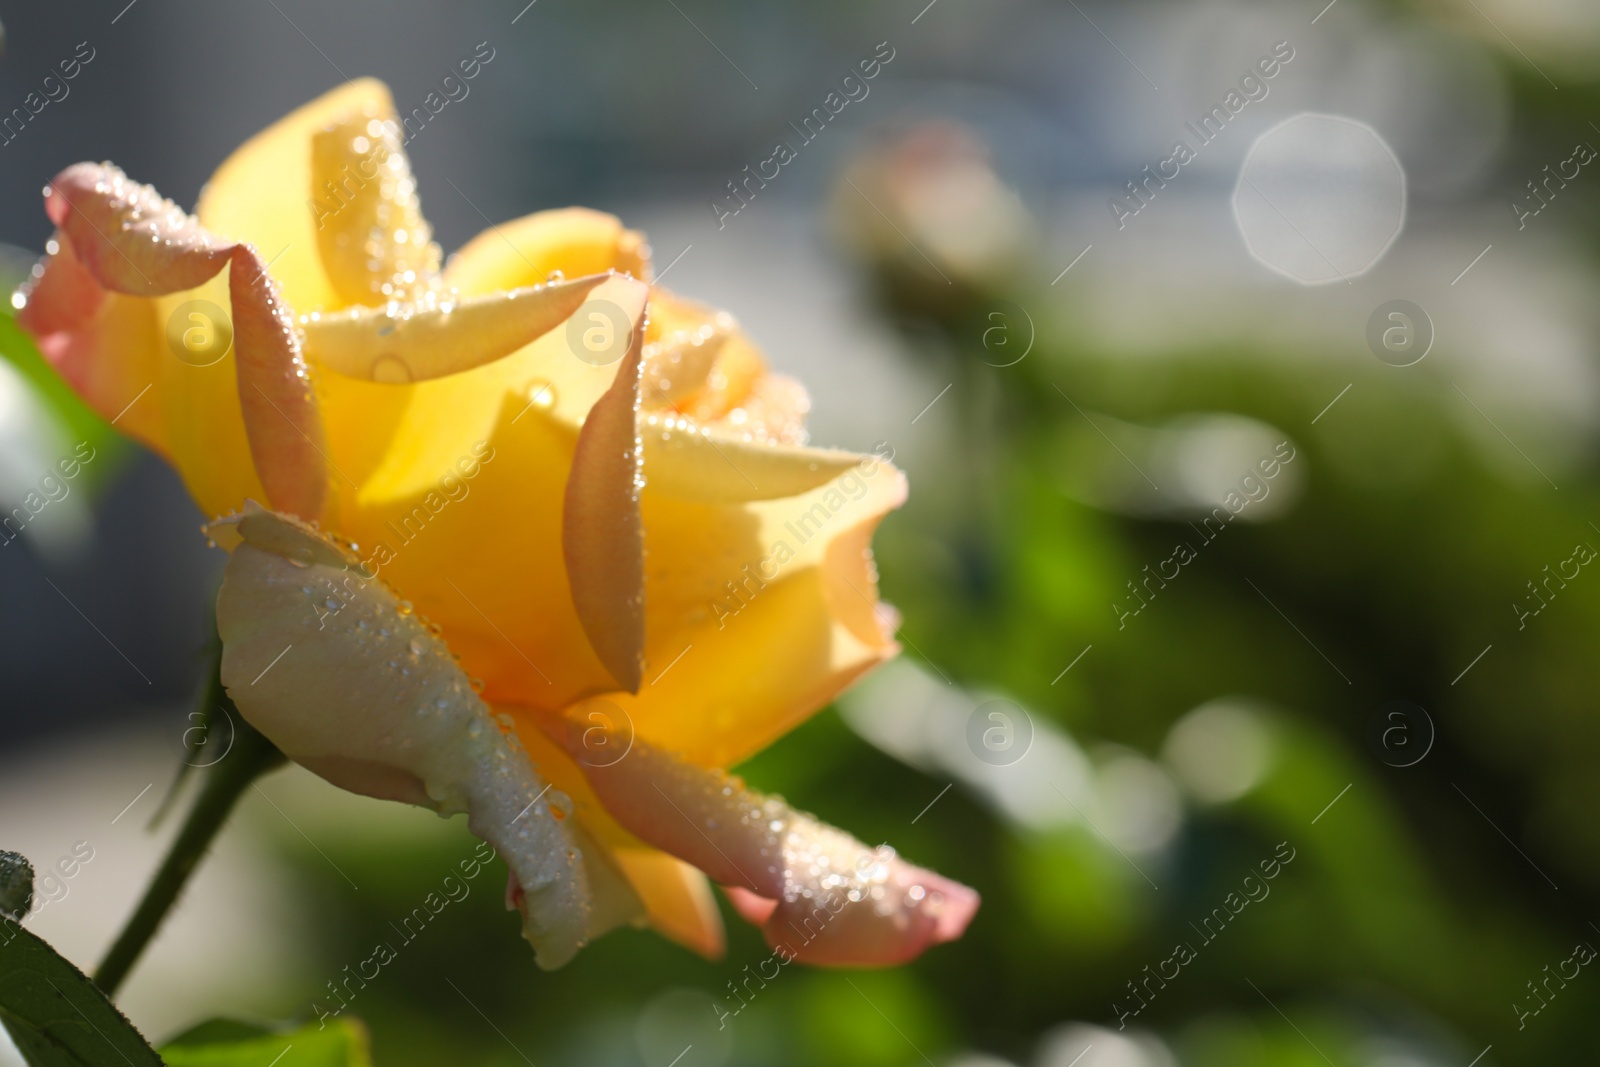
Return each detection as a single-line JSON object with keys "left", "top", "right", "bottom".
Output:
{"left": 371, "top": 355, "right": 412, "bottom": 383}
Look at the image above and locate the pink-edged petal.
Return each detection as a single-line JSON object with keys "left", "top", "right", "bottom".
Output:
{"left": 44, "top": 163, "right": 230, "bottom": 294}
{"left": 539, "top": 713, "right": 979, "bottom": 966}
{"left": 37, "top": 163, "right": 325, "bottom": 520}
{"left": 17, "top": 230, "right": 106, "bottom": 335}
{"left": 212, "top": 503, "right": 597, "bottom": 968}
{"left": 562, "top": 279, "right": 649, "bottom": 693}
{"left": 16, "top": 234, "right": 168, "bottom": 450}
{"left": 227, "top": 246, "right": 325, "bottom": 521}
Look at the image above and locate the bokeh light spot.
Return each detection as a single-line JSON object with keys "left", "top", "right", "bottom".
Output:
{"left": 1232, "top": 113, "right": 1406, "bottom": 286}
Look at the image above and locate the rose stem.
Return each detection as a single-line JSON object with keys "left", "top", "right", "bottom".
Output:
{"left": 94, "top": 654, "right": 284, "bottom": 998}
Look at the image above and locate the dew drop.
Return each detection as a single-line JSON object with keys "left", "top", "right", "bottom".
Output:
{"left": 371, "top": 355, "right": 412, "bottom": 383}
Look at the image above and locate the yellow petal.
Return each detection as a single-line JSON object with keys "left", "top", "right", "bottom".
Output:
{"left": 609, "top": 848, "right": 725, "bottom": 960}
{"left": 323, "top": 275, "right": 650, "bottom": 710}
{"left": 310, "top": 110, "right": 441, "bottom": 306}
{"left": 444, "top": 208, "right": 652, "bottom": 296}
{"left": 638, "top": 289, "right": 773, "bottom": 430}
{"left": 641, "top": 418, "right": 866, "bottom": 503}
{"left": 616, "top": 452, "right": 908, "bottom": 768}
{"left": 688, "top": 333, "right": 768, "bottom": 424}
{"left": 300, "top": 274, "right": 608, "bottom": 383}
{"left": 152, "top": 271, "right": 272, "bottom": 518}
{"left": 212, "top": 504, "right": 594, "bottom": 968}
{"left": 638, "top": 289, "right": 727, "bottom": 404}
{"left": 567, "top": 821, "right": 648, "bottom": 948}
{"left": 198, "top": 78, "right": 399, "bottom": 313}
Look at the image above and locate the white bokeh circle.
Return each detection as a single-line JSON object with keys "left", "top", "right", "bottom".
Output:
{"left": 1232, "top": 113, "right": 1406, "bottom": 286}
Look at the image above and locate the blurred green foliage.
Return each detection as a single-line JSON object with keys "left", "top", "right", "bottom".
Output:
{"left": 161, "top": 1018, "right": 372, "bottom": 1067}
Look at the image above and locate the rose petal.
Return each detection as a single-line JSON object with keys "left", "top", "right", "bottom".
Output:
{"left": 613, "top": 848, "right": 727, "bottom": 959}
{"left": 563, "top": 283, "right": 649, "bottom": 693}
{"left": 614, "top": 456, "right": 907, "bottom": 768}
{"left": 723, "top": 885, "right": 779, "bottom": 926}
{"left": 228, "top": 247, "right": 325, "bottom": 522}
{"left": 198, "top": 78, "right": 398, "bottom": 313}
{"left": 309, "top": 111, "right": 441, "bottom": 306}
{"left": 505, "top": 712, "right": 726, "bottom": 958}
{"left": 44, "top": 163, "right": 230, "bottom": 294}
{"left": 539, "top": 713, "right": 979, "bottom": 965}
{"left": 640, "top": 423, "right": 869, "bottom": 503}
{"left": 641, "top": 323, "right": 725, "bottom": 407}
{"left": 302, "top": 274, "right": 609, "bottom": 383}
{"left": 212, "top": 504, "right": 595, "bottom": 968}
{"left": 37, "top": 163, "right": 325, "bottom": 520}
{"left": 16, "top": 234, "right": 167, "bottom": 451}
{"left": 444, "top": 207, "right": 652, "bottom": 296}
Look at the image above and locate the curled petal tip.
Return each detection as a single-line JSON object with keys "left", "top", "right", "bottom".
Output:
{"left": 38, "top": 162, "right": 327, "bottom": 522}
{"left": 916, "top": 869, "right": 980, "bottom": 945}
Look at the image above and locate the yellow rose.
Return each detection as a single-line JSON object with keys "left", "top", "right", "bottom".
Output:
{"left": 17, "top": 80, "right": 977, "bottom": 968}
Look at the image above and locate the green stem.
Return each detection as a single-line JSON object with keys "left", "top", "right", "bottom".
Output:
{"left": 95, "top": 667, "right": 283, "bottom": 998}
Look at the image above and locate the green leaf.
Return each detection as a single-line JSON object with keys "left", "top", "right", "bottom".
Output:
{"left": 161, "top": 1017, "right": 373, "bottom": 1067}
{"left": 0, "top": 916, "right": 164, "bottom": 1067}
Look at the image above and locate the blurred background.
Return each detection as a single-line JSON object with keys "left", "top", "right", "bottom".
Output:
{"left": 3, "top": 0, "right": 1600, "bottom": 1063}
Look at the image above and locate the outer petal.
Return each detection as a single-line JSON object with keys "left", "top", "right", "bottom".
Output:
{"left": 617, "top": 453, "right": 907, "bottom": 768}
{"left": 539, "top": 713, "right": 979, "bottom": 966}
{"left": 212, "top": 505, "right": 593, "bottom": 968}
{"left": 27, "top": 163, "right": 324, "bottom": 520}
